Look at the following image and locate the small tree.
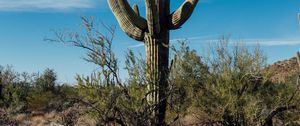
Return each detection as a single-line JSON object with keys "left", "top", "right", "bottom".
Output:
{"left": 0, "top": 66, "right": 19, "bottom": 108}
{"left": 48, "top": 17, "right": 152, "bottom": 125}
{"left": 35, "top": 68, "right": 57, "bottom": 92}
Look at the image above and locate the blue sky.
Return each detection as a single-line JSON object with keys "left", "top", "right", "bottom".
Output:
{"left": 0, "top": 0, "right": 300, "bottom": 83}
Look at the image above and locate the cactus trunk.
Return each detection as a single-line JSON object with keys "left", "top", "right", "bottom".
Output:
{"left": 107, "top": 0, "right": 199, "bottom": 125}
{"left": 145, "top": 1, "right": 170, "bottom": 124}
{"left": 145, "top": 32, "right": 169, "bottom": 125}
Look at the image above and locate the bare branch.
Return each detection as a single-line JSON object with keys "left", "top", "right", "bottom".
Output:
{"left": 262, "top": 106, "right": 297, "bottom": 126}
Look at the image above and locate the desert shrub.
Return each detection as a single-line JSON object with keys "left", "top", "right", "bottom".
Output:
{"left": 4, "top": 83, "right": 30, "bottom": 113}
{"left": 26, "top": 91, "right": 56, "bottom": 111}
{"left": 0, "top": 66, "right": 33, "bottom": 113}
{"left": 72, "top": 41, "right": 152, "bottom": 125}
{"left": 0, "top": 66, "right": 19, "bottom": 107}
{"left": 124, "top": 50, "right": 146, "bottom": 86}
{"left": 73, "top": 61, "right": 152, "bottom": 125}
{"left": 0, "top": 109, "right": 18, "bottom": 126}
{"left": 34, "top": 68, "right": 57, "bottom": 93}
{"left": 167, "top": 42, "right": 208, "bottom": 121}
{"left": 55, "top": 84, "right": 78, "bottom": 110}
{"left": 192, "top": 38, "right": 300, "bottom": 125}
{"left": 25, "top": 68, "right": 75, "bottom": 112}
{"left": 50, "top": 17, "right": 156, "bottom": 125}
{"left": 0, "top": 66, "right": 71, "bottom": 113}
{"left": 60, "top": 106, "right": 81, "bottom": 126}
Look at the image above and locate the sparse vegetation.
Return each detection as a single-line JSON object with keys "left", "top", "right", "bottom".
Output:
{"left": 1, "top": 39, "right": 300, "bottom": 125}
{"left": 1, "top": 18, "right": 300, "bottom": 126}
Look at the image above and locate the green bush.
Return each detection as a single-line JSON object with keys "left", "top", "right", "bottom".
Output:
{"left": 192, "top": 38, "right": 300, "bottom": 125}
{"left": 34, "top": 68, "right": 57, "bottom": 93}
{"left": 0, "top": 66, "right": 73, "bottom": 113}
{"left": 26, "top": 91, "right": 56, "bottom": 111}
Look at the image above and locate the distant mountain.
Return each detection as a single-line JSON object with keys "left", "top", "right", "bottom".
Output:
{"left": 264, "top": 56, "right": 299, "bottom": 83}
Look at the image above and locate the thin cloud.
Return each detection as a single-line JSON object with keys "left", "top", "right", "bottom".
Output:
{"left": 128, "top": 35, "right": 300, "bottom": 48}
{"left": 128, "top": 34, "right": 221, "bottom": 49}
{"left": 188, "top": 38, "right": 300, "bottom": 46}
{"left": 242, "top": 39, "right": 300, "bottom": 46}
{"left": 128, "top": 43, "right": 144, "bottom": 49}
{"left": 0, "top": 0, "right": 95, "bottom": 11}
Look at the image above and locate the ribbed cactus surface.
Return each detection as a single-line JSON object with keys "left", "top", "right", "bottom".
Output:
{"left": 107, "top": 0, "right": 199, "bottom": 125}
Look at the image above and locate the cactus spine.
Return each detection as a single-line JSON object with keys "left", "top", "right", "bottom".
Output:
{"left": 108, "top": 0, "right": 199, "bottom": 125}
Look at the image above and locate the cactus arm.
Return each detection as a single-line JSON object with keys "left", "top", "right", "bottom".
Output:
{"left": 108, "top": 0, "right": 147, "bottom": 41}
{"left": 169, "top": 0, "right": 199, "bottom": 30}
{"left": 133, "top": 4, "right": 140, "bottom": 16}
{"left": 119, "top": 0, "right": 147, "bottom": 30}
{"left": 145, "top": 0, "right": 160, "bottom": 37}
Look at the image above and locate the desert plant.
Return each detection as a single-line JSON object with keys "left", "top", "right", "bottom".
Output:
{"left": 107, "top": 0, "right": 199, "bottom": 124}
{"left": 34, "top": 68, "right": 57, "bottom": 93}
{"left": 167, "top": 41, "right": 208, "bottom": 121}
{"left": 0, "top": 66, "right": 69, "bottom": 113}
{"left": 191, "top": 38, "right": 300, "bottom": 126}
{"left": 27, "top": 91, "right": 56, "bottom": 111}
{"left": 60, "top": 107, "right": 81, "bottom": 126}
{"left": 0, "top": 109, "right": 18, "bottom": 126}
{"left": 48, "top": 17, "right": 153, "bottom": 125}
{"left": 0, "top": 66, "right": 18, "bottom": 104}
{"left": 0, "top": 66, "right": 32, "bottom": 112}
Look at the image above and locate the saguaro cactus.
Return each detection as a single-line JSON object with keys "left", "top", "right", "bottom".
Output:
{"left": 108, "top": 0, "right": 199, "bottom": 124}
